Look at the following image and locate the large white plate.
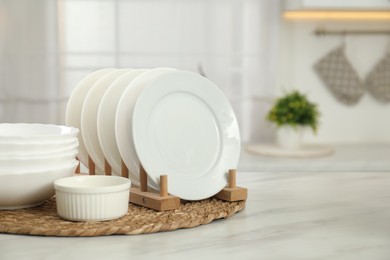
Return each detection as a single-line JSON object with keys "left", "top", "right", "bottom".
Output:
{"left": 66, "top": 69, "right": 115, "bottom": 173}
{"left": 81, "top": 69, "right": 132, "bottom": 174}
{"left": 97, "top": 69, "right": 148, "bottom": 176}
{"left": 115, "top": 68, "right": 176, "bottom": 188}
{"left": 132, "top": 71, "right": 241, "bottom": 200}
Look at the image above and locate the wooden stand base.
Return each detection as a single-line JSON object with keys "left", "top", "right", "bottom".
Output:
{"left": 129, "top": 165, "right": 181, "bottom": 211}
{"left": 130, "top": 186, "right": 180, "bottom": 211}
{"left": 214, "top": 169, "right": 248, "bottom": 202}
{"left": 76, "top": 157, "right": 246, "bottom": 208}
{"left": 215, "top": 186, "right": 248, "bottom": 201}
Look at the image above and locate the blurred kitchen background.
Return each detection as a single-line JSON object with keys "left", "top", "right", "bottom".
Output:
{"left": 0, "top": 0, "right": 389, "bottom": 171}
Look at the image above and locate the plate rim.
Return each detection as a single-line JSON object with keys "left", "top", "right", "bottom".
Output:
{"left": 65, "top": 68, "right": 116, "bottom": 172}
{"left": 97, "top": 69, "right": 148, "bottom": 176}
{"left": 80, "top": 69, "right": 131, "bottom": 175}
{"left": 115, "top": 68, "right": 177, "bottom": 188}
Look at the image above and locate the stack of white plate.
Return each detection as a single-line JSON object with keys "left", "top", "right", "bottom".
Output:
{"left": 0, "top": 124, "right": 79, "bottom": 209}
{"left": 66, "top": 68, "right": 241, "bottom": 201}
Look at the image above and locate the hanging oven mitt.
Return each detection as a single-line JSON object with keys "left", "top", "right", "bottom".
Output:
{"left": 314, "top": 45, "right": 364, "bottom": 105}
{"left": 365, "top": 45, "right": 390, "bottom": 103}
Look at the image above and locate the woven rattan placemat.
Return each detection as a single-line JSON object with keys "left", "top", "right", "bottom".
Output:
{"left": 0, "top": 197, "right": 245, "bottom": 237}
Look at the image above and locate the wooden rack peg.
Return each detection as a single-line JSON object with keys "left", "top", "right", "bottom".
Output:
{"left": 129, "top": 164, "right": 180, "bottom": 211}
{"left": 121, "top": 160, "right": 129, "bottom": 178}
{"left": 214, "top": 169, "right": 248, "bottom": 201}
{"left": 75, "top": 157, "right": 81, "bottom": 174}
{"left": 140, "top": 165, "right": 148, "bottom": 192}
{"left": 104, "top": 159, "right": 112, "bottom": 175}
{"left": 88, "top": 156, "right": 95, "bottom": 175}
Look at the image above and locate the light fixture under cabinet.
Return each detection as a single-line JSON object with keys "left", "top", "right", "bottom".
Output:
{"left": 284, "top": 11, "right": 390, "bottom": 20}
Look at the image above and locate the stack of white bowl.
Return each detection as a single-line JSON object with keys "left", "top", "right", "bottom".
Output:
{"left": 0, "top": 123, "right": 79, "bottom": 210}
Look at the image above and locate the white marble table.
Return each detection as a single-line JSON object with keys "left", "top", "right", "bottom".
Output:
{"left": 1, "top": 171, "right": 390, "bottom": 260}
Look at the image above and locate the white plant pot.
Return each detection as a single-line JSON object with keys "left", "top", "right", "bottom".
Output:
{"left": 276, "top": 126, "right": 303, "bottom": 150}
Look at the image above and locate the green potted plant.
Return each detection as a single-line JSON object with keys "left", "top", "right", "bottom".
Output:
{"left": 266, "top": 90, "right": 319, "bottom": 149}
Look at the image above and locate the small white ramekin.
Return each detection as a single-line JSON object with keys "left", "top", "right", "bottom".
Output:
{"left": 54, "top": 175, "right": 131, "bottom": 221}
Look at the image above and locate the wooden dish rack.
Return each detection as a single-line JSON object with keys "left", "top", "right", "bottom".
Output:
{"left": 76, "top": 155, "right": 248, "bottom": 212}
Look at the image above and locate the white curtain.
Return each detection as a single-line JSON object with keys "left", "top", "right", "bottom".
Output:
{"left": 0, "top": 0, "right": 281, "bottom": 143}
{"left": 0, "top": 0, "right": 60, "bottom": 123}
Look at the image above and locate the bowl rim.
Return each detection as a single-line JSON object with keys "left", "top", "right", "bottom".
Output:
{"left": 0, "top": 123, "right": 79, "bottom": 139}
{"left": 0, "top": 160, "right": 79, "bottom": 175}
{"left": 0, "top": 137, "right": 79, "bottom": 146}
{"left": 54, "top": 175, "right": 131, "bottom": 194}
{"left": 0, "top": 142, "right": 79, "bottom": 157}
{"left": 0, "top": 149, "right": 78, "bottom": 161}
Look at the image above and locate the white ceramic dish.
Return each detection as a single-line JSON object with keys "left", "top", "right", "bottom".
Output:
{"left": 0, "top": 149, "right": 78, "bottom": 171}
{"left": 66, "top": 69, "right": 116, "bottom": 173}
{"left": 81, "top": 69, "right": 132, "bottom": 175}
{"left": 0, "top": 145, "right": 78, "bottom": 159}
{"left": 0, "top": 123, "right": 78, "bottom": 142}
{"left": 97, "top": 69, "right": 148, "bottom": 176}
{"left": 0, "top": 140, "right": 79, "bottom": 156}
{"left": 0, "top": 161, "right": 78, "bottom": 209}
{"left": 115, "top": 68, "right": 176, "bottom": 188}
{"left": 54, "top": 175, "right": 131, "bottom": 221}
{"left": 132, "top": 70, "right": 241, "bottom": 200}
{"left": 0, "top": 136, "right": 78, "bottom": 145}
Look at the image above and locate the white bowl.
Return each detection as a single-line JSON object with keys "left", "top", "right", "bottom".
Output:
{"left": 54, "top": 175, "right": 131, "bottom": 221}
{"left": 0, "top": 149, "right": 78, "bottom": 171}
{"left": 0, "top": 141, "right": 79, "bottom": 157}
{"left": 0, "top": 161, "right": 79, "bottom": 209}
{"left": 0, "top": 123, "right": 78, "bottom": 142}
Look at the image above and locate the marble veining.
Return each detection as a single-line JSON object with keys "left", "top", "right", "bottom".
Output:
{"left": 2, "top": 171, "right": 390, "bottom": 260}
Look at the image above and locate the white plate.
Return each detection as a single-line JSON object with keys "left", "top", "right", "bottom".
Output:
{"left": 81, "top": 69, "right": 132, "bottom": 174}
{"left": 97, "top": 69, "right": 148, "bottom": 176}
{"left": 132, "top": 71, "right": 241, "bottom": 200}
{"left": 66, "top": 69, "right": 115, "bottom": 172}
{"left": 116, "top": 68, "right": 176, "bottom": 187}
